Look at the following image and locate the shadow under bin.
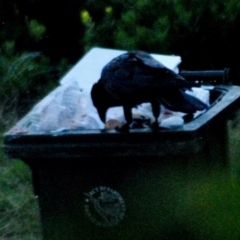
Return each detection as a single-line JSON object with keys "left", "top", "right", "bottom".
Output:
{"left": 3, "top": 83, "right": 240, "bottom": 240}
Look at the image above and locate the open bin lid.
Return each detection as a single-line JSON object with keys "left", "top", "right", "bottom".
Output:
{"left": 3, "top": 48, "right": 240, "bottom": 159}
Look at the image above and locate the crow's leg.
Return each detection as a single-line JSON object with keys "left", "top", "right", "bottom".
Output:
{"left": 122, "top": 105, "right": 133, "bottom": 131}
{"left": 151, "top": 100, "right": 160, "bottom": 129}
{"left": 115, "top": 105, "right": 132, "bottom": 132}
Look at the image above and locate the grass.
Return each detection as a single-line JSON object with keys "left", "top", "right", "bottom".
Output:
{"left": 0, "top": 124, "right": 42, "bottom": 240}
{"left": 0, "top": 111, "right": 240, "bottom": 239}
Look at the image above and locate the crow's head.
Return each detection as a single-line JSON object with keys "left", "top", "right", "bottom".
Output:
{"left": 91, "top": 80, "right": 120, "bottom": 123}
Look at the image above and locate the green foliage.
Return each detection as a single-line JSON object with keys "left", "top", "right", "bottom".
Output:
{"left": 0, "top": 52, "right": 45, "bottom": 112}
{"left": 28, "top": 19, "right": 46, "bottom": 41}
{"left": 1, "top": 40, "right": 15, "bottom": 56}
{"left": 0, "top": 160, "right": 41, "bottom": 239}
{"left": 81, "top": 0, "right": 240, "bottom": 69}
{"left": 80, "top": 10, "right": 93, "bottom": 25}
{"left": 1, "top": 0, "right": 240, "bottom": 69}
{"left": 0, "top": 132, "right": 41, "bottom": 239}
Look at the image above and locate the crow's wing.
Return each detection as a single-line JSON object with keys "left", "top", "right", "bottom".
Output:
{"left": 100, "top": 51, "right": 198, "bottom": 101}
{"left": 159, "top": 89, "right": 208, "bottom": 113}
{"left": 132, "top": 51, "right": 200, "bottom": 89}
{"left": 133, "top": 51, "right": 167, "bottom": 69}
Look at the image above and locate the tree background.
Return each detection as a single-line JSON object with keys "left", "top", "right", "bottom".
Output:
{"left": 1, "top": 0, "right": 240, "bottom": 119}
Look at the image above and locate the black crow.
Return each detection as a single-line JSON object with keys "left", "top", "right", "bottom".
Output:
{"left": 91, "top": 51, "right": 208, "bottom": 131}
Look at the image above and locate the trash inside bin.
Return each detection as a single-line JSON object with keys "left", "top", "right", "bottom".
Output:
{"left": 3, "top": 48, "right": 240, "bottom": 240}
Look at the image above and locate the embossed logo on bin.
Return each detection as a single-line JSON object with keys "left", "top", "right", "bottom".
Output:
{"left": 84, "top": 186, "right": 126, "bottom": 227}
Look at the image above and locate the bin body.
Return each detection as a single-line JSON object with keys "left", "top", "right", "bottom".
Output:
{"left": 3, "top": 83, "right": 240, "bottom": 239}
{"left": 21, "top": 140, "right": 217, "bottom": 240}
{"left": 33, "top": 155, "right": 209, "bottom": 240}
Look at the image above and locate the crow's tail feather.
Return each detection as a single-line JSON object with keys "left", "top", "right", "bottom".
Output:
{"left": 159, "top": 90, "right": 209, "bottom": 113}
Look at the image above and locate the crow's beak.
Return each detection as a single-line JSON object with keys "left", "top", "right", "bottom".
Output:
{"left": 98, "top": 107, "right": 107, "bottom": 123}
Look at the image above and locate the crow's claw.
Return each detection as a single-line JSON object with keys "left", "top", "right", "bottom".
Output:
{"left": 115, "top": 123, "right": 130, "bottom": 133}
